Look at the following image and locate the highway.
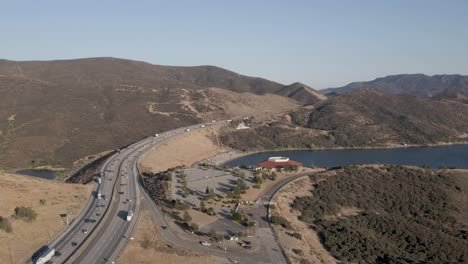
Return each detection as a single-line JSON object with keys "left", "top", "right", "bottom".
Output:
{"left": 31, "top": 118, "right": 296, "bottom": 264}
{"left": 31, "top": 121, "right": 225, "bottom": 264}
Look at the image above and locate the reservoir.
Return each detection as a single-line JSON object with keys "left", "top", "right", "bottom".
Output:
{"left": 16, "top": 169, "right": 56, "bottom": 180}
{"left": 224, "top": 144, "right": 468, "bottom": 169}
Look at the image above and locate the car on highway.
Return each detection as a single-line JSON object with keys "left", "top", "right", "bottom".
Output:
{"left": 200, "top": 241, "right": 211, "bottom": 246}
{"left": 82, "top": 229, "right": 88, "bottom": 234}
{"left": 71, "top": 242, "right": 78, "bottom": 246}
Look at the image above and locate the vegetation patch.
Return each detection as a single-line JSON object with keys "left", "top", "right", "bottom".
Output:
{"left": 291, "top": 165, "right": 468, "bottom": 263}
{"left": 13, "top": 206, "right": 38, "bottom": 222}
{"left": 0, "top": 216, "right": 13, "bottom": 233}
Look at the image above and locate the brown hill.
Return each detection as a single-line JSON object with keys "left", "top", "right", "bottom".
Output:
{"left": 276, "top": 82, "right": 326, "bottom": 104}
{"left": 0, "top": 57, "right": 325, "bottom": 102}
{"left": 0, "top": 58, "right": 305, "bottom": 169}
{"left": 220, "top": 88, "right": 468, "bottom": 150}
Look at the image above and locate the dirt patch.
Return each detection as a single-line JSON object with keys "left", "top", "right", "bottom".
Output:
{"left": 271, "top": 176, "right": 336, "bottom": 264}
{"left": 0, "top": 173, "right": 91, "bottom": 263}
{"left": 119, "top": 209, "right": 217, "bottom": 264}
{"left": 139, "top": 124, "right": 226, "bottom": 174}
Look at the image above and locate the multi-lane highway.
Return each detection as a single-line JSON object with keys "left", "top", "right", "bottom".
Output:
{"left": 32, "top": 121, "right": 225, "bottom": 264}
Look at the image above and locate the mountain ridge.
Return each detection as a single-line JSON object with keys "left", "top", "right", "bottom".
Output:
{"left": 321, "top": 73, "right": 468, "bottom": 97}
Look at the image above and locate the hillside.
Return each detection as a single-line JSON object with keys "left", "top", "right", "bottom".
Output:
{"left": 0, "top": 172, "right": 90, "bottom": 263}
{"left": 0, "top": 57, "right": 324, "bottom": 103}
{"left": 0, "top": 64, "right": 302, "bottom": 169}
{"left": 220, "top": 89, "right": 468, "bottom": 151}
{"left": 321, "top": 74, "right": 468, "bottom": 97}
{"left": 290, "top": 165, "right": 468, "bottom": 263}
{"left": 275, "top": 82, "right": 326, "bottom": 104}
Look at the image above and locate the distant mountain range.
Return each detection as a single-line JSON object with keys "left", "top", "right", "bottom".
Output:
{"left": 321, "top": 74, "right": 468, "bottom": 97}
{"left": 0, "top": 57, "right": 318, "bottom": 169}
{"left": 221, "top": 88, "right": 468, "bottom": 151}
{"left": 0, "top": 57, "right": 323, "bottom": 104}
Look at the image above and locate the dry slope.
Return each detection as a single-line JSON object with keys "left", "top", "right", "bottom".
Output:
{"left": 0, "top": 173, "right": 90, "bottom": 263}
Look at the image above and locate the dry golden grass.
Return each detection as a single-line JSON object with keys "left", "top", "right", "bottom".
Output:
{"left": 272, "top": 176, "right": 336, "bottom": 264}
{"left": 119, "top": 210, "right": 216, "bottom": 264}
{"left": 0, "top": 173, "right": 91, "bottom": 263}
{"left": 139, "top": 124, "right": 226, "bottom": 174}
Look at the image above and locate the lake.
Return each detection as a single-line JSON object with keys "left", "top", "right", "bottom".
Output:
{"left": 16, "top": 169, "right": 56, "bottom": 180}
{"left": 224, "top": 144, "right": 468, "bottom": 169}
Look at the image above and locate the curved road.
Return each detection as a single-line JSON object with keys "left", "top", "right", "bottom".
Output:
{"left": 31, "top": 119, "right": 304, "bottom": 264}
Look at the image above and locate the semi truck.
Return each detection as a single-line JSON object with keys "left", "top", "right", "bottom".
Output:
{"left": 126, "top": 210, "right": 134, "bottom": 221}
{"left": 36, "top": 247, "right": 55, "bottom": 264}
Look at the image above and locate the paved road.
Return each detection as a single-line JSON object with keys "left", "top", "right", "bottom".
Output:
{"left": 30, "top": 121, "right": 227, "bottom": 264}
{"left": 31, "top": 118, "right": 301, "bottom": 264}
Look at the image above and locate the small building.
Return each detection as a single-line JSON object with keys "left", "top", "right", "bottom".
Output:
{"left": 257, "top": 157, "right": 301, "bottom": 171}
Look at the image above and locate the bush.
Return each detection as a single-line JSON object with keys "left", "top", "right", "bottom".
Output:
{"left": 189, "top": 223, "right": 199, "bottom": 232}
{"left": 270, "top": 215, "right": 292, "bottom": 229}
{"left": 292, "top": 232, "right": 302, "bottom": 240}
{"left": 14, "top": 207, "right": 37, "bottom": 221}
{"left": 39, "top": 199, "right": 47, "bottom": 205}
{"left": 292, "top": 248, "right": 304, "bottom": 256}
{"left": 0, "top": 216, "right": 12, "bottom": 233}
{"left": 231, "top": 210, "right": 242, "bottom": 221}
{"left": 183, "top": 211, "right": 192, "bottom": 222}
{"left": 206, "top": 207, "right": 216, "bottom": 216}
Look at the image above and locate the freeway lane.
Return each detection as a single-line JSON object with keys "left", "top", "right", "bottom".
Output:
{"left": 32, "top": 119, "right": 250, "bottom": 264}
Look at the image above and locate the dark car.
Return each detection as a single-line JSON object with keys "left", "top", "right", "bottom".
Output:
{"left": 71, "top": 242, "right": 78, "bottom": 246}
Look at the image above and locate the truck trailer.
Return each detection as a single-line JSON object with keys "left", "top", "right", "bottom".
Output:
{"left": 36, "top": 248, "right": 55, "bottom": 264}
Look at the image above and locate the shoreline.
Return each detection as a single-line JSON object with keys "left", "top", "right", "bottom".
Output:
{"left": 213, "top": 140, "right": 468, "bottom": 166}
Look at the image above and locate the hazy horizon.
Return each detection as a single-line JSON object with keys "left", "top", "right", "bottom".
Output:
{"left": 2, "top": 0, "right": 468, "bottom": 89}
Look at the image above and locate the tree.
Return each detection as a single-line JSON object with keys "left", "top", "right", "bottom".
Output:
{"left": 183, "top": 211, "right": 192, "bottom": 222}
{"left": 189, "top": 223, "right": 199, "bottom": 231}
{"left": 237, "top": 178, "right": 248, "bottom": 192}
{"left": 231, "top": 210, "right": 242, "bottom": 221}
{"left": 200, "top": 200, "right": 206, "bottom": 212}
{"left": 206, "top": 207, "right": 216, "bottom": 216}
{"left": 254, "top": 175, "right": 263, "bottom": 185}
{"left": 269, "top": 172, "right": 278, "bottom": 181}
{"left": 206, "top": 186, "right": 210, "bottom": 194}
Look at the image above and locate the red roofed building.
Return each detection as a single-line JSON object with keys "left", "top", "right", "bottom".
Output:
{"left": 257, "top": 157, "right": 301, "bottom": 171}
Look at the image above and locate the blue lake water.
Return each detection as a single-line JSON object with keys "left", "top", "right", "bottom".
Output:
{"left": 224, "top": 144, "right": 468, "bottom": 169}
{"left": 16, "top": 169, "right": 56, "bottom": 180}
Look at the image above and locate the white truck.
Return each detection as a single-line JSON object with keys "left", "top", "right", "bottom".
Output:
{"left": 36, "top": 248, "right": 55, "bottom": 264}
{"left": 126, "top": 210, "right": 134, "bottom": 221}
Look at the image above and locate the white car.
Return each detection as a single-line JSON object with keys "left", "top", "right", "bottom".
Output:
{"left": 82, "top": 229, "right": 88, "bottom": 234}
{"left": 201, "top": 241, "right": 211, "bottom": 246}
{"left": 200, "top": 124, "right": 206, "bottom": 128}
{"left": 185, "top": 128, "right": 191, "bottom": 132}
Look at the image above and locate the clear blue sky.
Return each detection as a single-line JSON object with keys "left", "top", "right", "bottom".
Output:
{"left": 1, "top": 0, "right": 467, "bottom": 89}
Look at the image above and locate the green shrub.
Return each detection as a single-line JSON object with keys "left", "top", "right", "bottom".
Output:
{"left": 189, "top": 223, "right": 199, "bottom": 231}
{"left": 292, "top": 232, "right": 302, "bottom": 240}
{"left": 270, "top": 215, "right": 292, "bottom": 229}
{"left": 39, "top": 199, "right": 47, "bottom": 205}
{"left": 0, "top": 216, "right": 13, "bottom": 233}
{"left": 292, "top": 248, "right": 304, "bottom": 256}
{"left": 183, "top": 211, "right": 192, "bottom": 222}
{"left": 14, "top": 207, "right": 37, "bottom": 221}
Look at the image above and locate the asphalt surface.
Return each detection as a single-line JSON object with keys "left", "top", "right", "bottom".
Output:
{"left": 30, "top": 118, "right": 302, "bottom": 264}
{"left": 30, "top": 121, "right": 225, "bottom": 264}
